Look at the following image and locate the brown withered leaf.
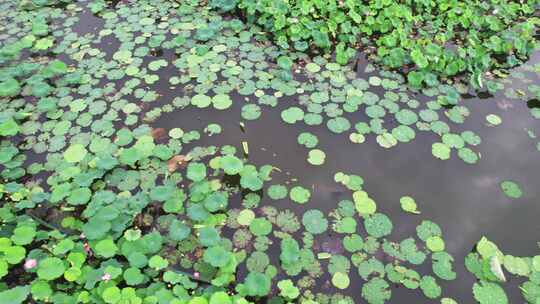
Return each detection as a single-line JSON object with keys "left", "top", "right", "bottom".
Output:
{"left": 151, "top": 127, "right": 166, "bottom": 141}
{"left": 168, "top": 155, "right": 190, "bottom": 172}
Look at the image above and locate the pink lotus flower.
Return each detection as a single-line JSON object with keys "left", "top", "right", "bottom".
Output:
{"left": 24, "top": 259, "right": 37, "bottom": 270}
{"left": 101, "top": 273, "right": 111, "bottom": 281}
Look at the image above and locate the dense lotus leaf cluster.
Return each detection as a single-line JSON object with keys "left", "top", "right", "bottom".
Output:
{"left": 216, "top": 0, "right": 540, "bottom": 88}
{"left": 0, "top": 0, "right": 537, "bottom": 303}
{"left": 465, "top": 237, "right": 540, "bottom": 304}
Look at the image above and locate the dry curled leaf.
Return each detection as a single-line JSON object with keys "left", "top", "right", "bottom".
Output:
{"left": 151, "top": 127, "right": 166, "bottom": 141}
{"left": 168, "top": 155, "right": 190, "bottom": 172}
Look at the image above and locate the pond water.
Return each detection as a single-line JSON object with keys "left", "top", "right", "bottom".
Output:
{"left": 2, "top": 1, "right": 540, "bottom": 303}
{"left": 154, "top": 54, "right": 540, "bottom": 303}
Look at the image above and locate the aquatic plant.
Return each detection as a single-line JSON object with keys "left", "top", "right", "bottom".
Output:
{"left": 0, "top": 0, "right": 537, "bottom": 303}
{"left": 220, "top": 0, "right": 540, "bottom": 87}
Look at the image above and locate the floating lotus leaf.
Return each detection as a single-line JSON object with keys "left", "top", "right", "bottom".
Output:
{"left": 237, "top": 209, "right": 255, "bottom": 226}
{"left": 187, "top": 163, "right": 207, "bottom": 182}
{"left": 432, "top": 142, "right": 451, "bottom": 160}
{"left": 220, "top": 155, "right": 243, "bottom": 175}
{"left": 37, "top": 257, "right": 65, "bottom": 281}
{"left": 249, "top": 218, "right": 272, "bottom": 236}
{"left": 426, "top": 236, "right": 445, "bottom": 252}
{"left": 277, "top": 279, "right": 299, "bottom": 299}
{"left": 500, "top": 180, "right": 523, "bottom": 199}
{"left": 472, "top": 281, "right": 508, "bottom": 304}
{"left": 0, "top": 78, "right": 21, "bottom": 97}
{"left": 420, "top": 275, "right": 441, "bottom": 299}
{"left": 307, "top": 149, "right": 326, "bottom": 165}
{"left": 416, "top": 220, "right": 442, "bottom": 241}
{"left": 361, "top": 277, "right": 391, "bottom": 304}
{"left": 212, "top": 94, "right": 232, "bottom": 110}
{"left": 243, "top": 272, "right": 271, "bottom": 297}
{"left": 331, "top": 272, "right": 350, "bottom": 290}
{"left": 364, "top": 213, "right": 393, "bottom": 238}
{"left": 400, "top": 196, "right": 420, "bottom": 214}
{"left": 302, "top": 209, "right": 328, "bottom": 234}
{"left": 241, "top": 104, "right": 261, "bottom": 120}
{"left": 298, "top": 132, "right": 318, "bottom": 148}
{"left": 63, "top": 144, "right": 87, "bottom": 163}
{"left": 191, "top": 94, "right": 212, "bottom": 108}
{"left": 0, "top": 118, "right": 19, "bottom": 136}
{"left": 0, "top": 286, "right": 30, "bottom": 304}
{"left": 267, "top": 184, "right": 287, "bottom": 200}
{"left": 486, "top": 114, "right": 502, "bottom": 126}
{"left": 353, "top": 191, "right": 376, "bottom": 216}
{"left": 203, "top": 246, "right": 231, "bottom": 268}
{"left": 289, "top": 186, "right": 310, "bottom": 204}
{"left": 281, "top": 107, "right": 304, "bottom": 124}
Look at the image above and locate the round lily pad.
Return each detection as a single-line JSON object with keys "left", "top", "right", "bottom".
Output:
{"left": 500, "top": 180, "right": 523, "bottom": 199}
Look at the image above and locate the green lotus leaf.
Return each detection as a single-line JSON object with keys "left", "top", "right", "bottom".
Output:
{"left": 458, "top": 147, "right": 479, "bottom": 164}
{"left": 241, "top": 104, "right": 261, "bottom": 120}
{"left": 281, "top": 107, "right": 304, "bottom": 124}
{"left": 302, "top": 209, "right": 328, "bottom": 234}
{"left": 400, "top": 196, "right": 420, "bottom": 214}
{"left": 150, "top": 185, "right": 174, "bottom": 202}
{"left": 472, "top": 281, "right": 508, "bottom": 304}
{"left": 277, "top": 279, "right": 299, "bottom": 299}
{"left": 277, "top": 56, "right": 293, "bottom": 70}
{"left": 240, "top": 171, "right": 263, "bottom": 191}
{"left": 503, "top": 255, "right": 529, "bottom": 276}
{"left": 168, "top": 128, "right": 184, "bottom": 139}
{"left": 237, "top": 209, "right": 255, "bottom": 226}
{"left": 30, "top": 280, "right": 51, "bottom": 301}
{"left": 220, "top": 155, "right": 243, "bottom": 175}
{"left": 364, "top": 213, "right": 393, "bottom": 238}
{"left": 243, "top": 272, "right": 271, "bottom": 297}
{"left": 280, "top": 237, "right": 300, "bottom": 266}
{"left": 249, "top": 218, "right": 272, "bottom": 236}
{"left": 441, "top": 133, "right": 465, "bottom": 149}
{"left": 297, "top": 132, "right": 318, "bottom": 148}
{"left": 354, "top": 191, "right": 377, "bottom": 216}
{"left": 486, "top": 114, "right": 502, "bottom": 126}
{"left": 187, "top": 163, "right": 207, "bottom": 182}
{"left": 63, "top": 144, "right": 87, "bottom": 163}
{"left": 0, "top": 78, "right": 21, "bottom": 97}
{"left": 95, "top": 239, "right": 118, "bottom": 258}
{"left": 327, "top": 117, "right": 351, "bottom": 134}
{"left": 432, "top": 142, "right": 450, "bottom": 160}
{"left": 307, "top": 149, "right": 326, "bottom": 165}
{"left": 169, "top": 219, "right": 191, "bottom": 241}
{"left": 416, "top": 220, "right": 442, "bottom": 241}
{"left": 47, "top": 60, "right": 68, "bottom": 75}
{"left": 289, "top": 186, "right": 310, "bottom": 204}
{"left": 267, "top": 184, "right": 287, "bottom": 200}
{"left": 212, "top": 94, "right": 232, "bottom": 110}
{"left": 420, "top": 275, "right": 441, "bottom": 299}
{"left": 148, "top": 255, "right": 169, "bottom": 270}
{"left": 500, "top": 180, "right": 523, "bottom": 199}
{"left": 191, "top": 94, "right": 212, "bottom": 108}
{"left": 426, "top": 236, "right": 445, "bottom": 252}
{"left": 34, "top": 37, "right": 54, "bottom": 50}
{"left": 0, "top": 286, "right": 30, "bottom": 304}
{"left": 361, "top": 277, "right": 391, "bottom": 304}
{"left": 209, "top": 291, "right": 231, "bottom": 304}
{"left": 0, "top": 118, "right": 20, "bottom": 137}
{"left": 37, "top": 257, "right": 65, "bottom": 281}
